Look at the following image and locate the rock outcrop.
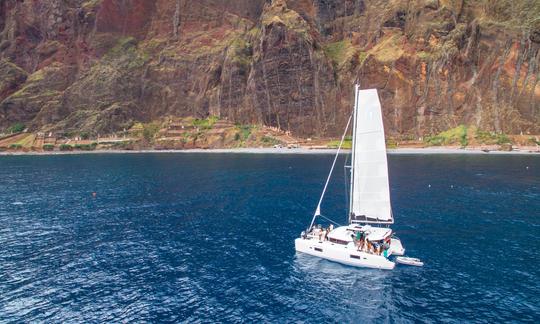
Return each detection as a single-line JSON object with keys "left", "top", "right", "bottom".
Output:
{"left": 0, "top": 0, "right": 539, "bottom": 136}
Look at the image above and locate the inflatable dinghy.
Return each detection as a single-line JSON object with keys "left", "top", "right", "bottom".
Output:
{"left": 396, "top": 257, "right": 424, "bottom": 267}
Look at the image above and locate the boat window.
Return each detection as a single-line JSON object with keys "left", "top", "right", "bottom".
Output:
{"left": 350, "top": 255, "right": 360, "bottom": 259}
{"left": 314, "top": 247, "right": 323, "bottom": 252}
{"left": 329, "top": 238, "right": 348, "bottom": 245}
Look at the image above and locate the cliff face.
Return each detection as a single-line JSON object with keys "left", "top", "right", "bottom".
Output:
{"left": 0, "top": 0, "right": 539, "bottom": 136}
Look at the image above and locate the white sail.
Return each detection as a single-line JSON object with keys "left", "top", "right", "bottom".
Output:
{"left": 350, "top": 87, "right": 393, "bottom": 224}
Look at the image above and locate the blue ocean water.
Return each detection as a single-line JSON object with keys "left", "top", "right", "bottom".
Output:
{"left": 0, "top": 153, "right": 538, "bottom": 323}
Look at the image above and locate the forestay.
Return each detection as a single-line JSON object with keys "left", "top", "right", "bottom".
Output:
{"left": 349, "top": 87, "right": 393, "bottom": 224}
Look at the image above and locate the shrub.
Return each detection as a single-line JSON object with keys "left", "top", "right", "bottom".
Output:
{"left": 193, "top": 116, "right": 219, "bottom": 130}
{"left": 460, "top": 134, "right": 469, "bottom": 147}
{"left": 261, "top": 136, "right": 281, "bottom": 146}
{"left": 386, "top": 138, "right": 398, "bottom": 149}
{"left": 475, "top": 129, "right": 511, "bottom": 145}
{"left": 74, "top": 143, "right": 97, "bottom": 151}
{"left": 9, "top": 143, "right": 22, "bottom": 149}
{"left": 327, "top": 139, "right": 352, "bottom": 149}
{"left": 425, "top": 125, "right": 468, "bottom": 147}
{"left": 142, "top": 122, "right": 160, "bottom": 141}
{"left": 424, "top": 135, "right": 444, "bottom": 146}
{"left": 235, "top": 125, "right": 253, "bottom": 141}
{"left": 59, "top": 144, "right": 73, "bottom": 151}
{"left": 496, "top": 133, "right": 511, "bottom": 145}
{"left": 42, "top": 144, "right": 55, "bottom": 151}
{"left": 528, "top": 137, "right": 540, "bottom": 146}
{"left": 7, "top": 123, "right": 25, "bottom": 133}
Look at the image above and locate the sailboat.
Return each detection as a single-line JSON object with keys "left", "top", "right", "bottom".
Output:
{"left": 295, "top": 85, "right": 405, "bottom": 270}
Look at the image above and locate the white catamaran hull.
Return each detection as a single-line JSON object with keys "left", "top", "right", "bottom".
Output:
{"left": 295, "top": 237, "right": 396, "bottom": 270}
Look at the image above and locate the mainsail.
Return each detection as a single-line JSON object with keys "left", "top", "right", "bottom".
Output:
{"left": 349, "top": 86, "right": 393, "bottom": 224}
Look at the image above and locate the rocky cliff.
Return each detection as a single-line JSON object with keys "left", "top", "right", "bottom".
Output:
{"left": 0, "top": 0, "right": 539, "bottom": 137}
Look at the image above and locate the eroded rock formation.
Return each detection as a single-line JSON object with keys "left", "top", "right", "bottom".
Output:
{"left": 0, "top": 0, "right": 539, "bottom": 136}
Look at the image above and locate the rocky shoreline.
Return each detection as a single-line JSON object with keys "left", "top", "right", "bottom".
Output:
{"left": 1, "top": 146, "right": 539, "bottom": 156}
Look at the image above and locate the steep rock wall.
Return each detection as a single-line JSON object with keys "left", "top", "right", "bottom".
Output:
{"left": 0, "top": 0, "right": 538, "bottom": 136}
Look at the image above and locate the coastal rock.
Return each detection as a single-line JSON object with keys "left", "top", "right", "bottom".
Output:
{"left": 0, "top": 59, "right": 28, "bottom": 102}
{"left": 0, "top": 0, "right": 538, "bottom": 137}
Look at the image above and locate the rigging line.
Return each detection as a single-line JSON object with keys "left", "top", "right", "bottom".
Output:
{"left": 318, "top": 214, "right": 342, "bottom": 226}
{"left": 308, "top": 113, "right": 353, "bottom": 231}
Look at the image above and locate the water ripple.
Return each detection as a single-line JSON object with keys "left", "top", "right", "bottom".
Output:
{"left": 0, "top": 154, "right": 538, "bottom": 322}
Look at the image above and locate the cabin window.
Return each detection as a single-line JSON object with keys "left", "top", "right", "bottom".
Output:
{"left": 314, "top": 247, "right": 323, "bottom": 252}
{"left": 350, "top": 255, "right": 360, "bottom": 259}
{"left": 329, "top": 238, "right": 348, "bottom": 245}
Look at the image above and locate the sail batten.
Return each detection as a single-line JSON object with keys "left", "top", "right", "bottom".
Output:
{"left": 350, "top": 88, "right": 393, "bottom": 224}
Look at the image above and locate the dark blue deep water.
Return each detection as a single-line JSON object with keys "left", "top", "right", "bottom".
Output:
{"left": 0, "top": 153, "right": 539, "bottom": 323}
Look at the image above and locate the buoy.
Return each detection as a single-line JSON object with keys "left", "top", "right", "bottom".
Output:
{"left": 428, "top": 184, "right": 431, "bottom": 188}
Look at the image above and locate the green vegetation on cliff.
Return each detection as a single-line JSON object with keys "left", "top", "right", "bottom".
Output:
{"left": 142, "top": 123, "right": 161, "bottom": 142}
{"left": 193, "top": 116, "right": 219, "bottom": 130}
{"left": 104, "top": 37, "right": 149, "bottom": 69}
{"left": 424, "top": 126, "right": 516, "bottom": 147}
{"left": 74, "top": 143, "right": 98, "bottom": 151}
{"left": 475, "top": 129, "right": 511, "bottom": 145}
{"left": 324, "top": 40, "right": 357, "bottom": 69}
{"left": 480, "top": 0, "right": 540, "bottom": 30}
{"left": 227, "top": 38, "right": 253, "bottom": 68}
{"left": 529, "top": 137, "right": 540, "bottom": 146}
{"left": 7, "top": 123, "right": 25, "bottom": 133}
{"left": 425, "top": 125, "right": 469, "bottom": 147}
{"left": 369, "top": 34, "right": 404, "bottom": 63}
{"left": 327, "top": 137, "right": 352, "bottom": 149}
{"left": 59, "top": 144, "right": 73, "bottom": 151}
{"left": 234, "top": 125, "right": 254, "bottom": 146}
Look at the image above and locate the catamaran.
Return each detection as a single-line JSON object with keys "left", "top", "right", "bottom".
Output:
{"left": 295, "top": 85, "right": 406, "bottom": 270}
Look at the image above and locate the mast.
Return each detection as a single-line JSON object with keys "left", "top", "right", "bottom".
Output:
{"left": 348, "top": 84, "right": 360, "bottom": 223}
